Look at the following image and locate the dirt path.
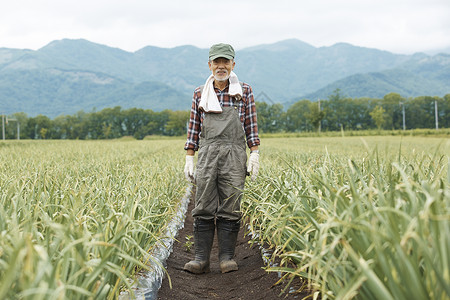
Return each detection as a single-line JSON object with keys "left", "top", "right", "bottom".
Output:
{"left": 157, "top": 194, "right": 308, "bottom": 300}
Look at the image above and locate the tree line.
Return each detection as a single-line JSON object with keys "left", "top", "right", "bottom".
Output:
{"left": 2, "top": 91, "right": 449, "bottom": 140}
{"left": 258, "top": 91, "right": 450, "bottom": 133}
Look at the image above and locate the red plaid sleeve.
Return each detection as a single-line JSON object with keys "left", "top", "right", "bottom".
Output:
{"left": 184, "top": 87, "right": 202, "bottom": 151}
{"left": 242, "top": 83, "right": 260, "bottom": 148}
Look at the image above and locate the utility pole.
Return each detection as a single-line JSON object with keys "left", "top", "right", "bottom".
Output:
{"left": 399, "top": 102, "right": 406, "bottom": 130}
{"left": 435, "top": 100, "right": 439, "bottom": 130}
{"left": 1, "top": 115, "right": 20, "bottom": 140}
{"left": 402, "top": 104, "right": 406, "bottom": 131}
{"left": 2, "top": 114, "right": 4, "bottom": 140}
{"left": 318, "top": 98, "right": 321, "bottom": 133}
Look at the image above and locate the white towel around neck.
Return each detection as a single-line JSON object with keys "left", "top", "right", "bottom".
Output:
{"left": 199, "top": 71, "right": 243, "bottom": 113}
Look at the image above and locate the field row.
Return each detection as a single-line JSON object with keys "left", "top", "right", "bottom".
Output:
{"left": 0, "top": 140, "right": 186, "bottom": 299}
{"left": 242, "top": 136, "right": 449, "bottom": 299}
{"left": 1, "top": 136, "right": 448, "bottom": 299}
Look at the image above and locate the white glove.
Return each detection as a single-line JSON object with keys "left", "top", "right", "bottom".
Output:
{"left": 184, "top": 155, "right": 194, "bottom": 181}
{"left": 247, "top": 152, "right": 259, "bottom": 181}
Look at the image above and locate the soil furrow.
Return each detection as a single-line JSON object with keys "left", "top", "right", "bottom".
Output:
{"left": 157, "top": 195, "right": 308, "bottom": 300}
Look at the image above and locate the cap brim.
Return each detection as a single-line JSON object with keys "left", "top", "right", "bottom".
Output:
{"left": 209, "top": 54, "right": 234, "bottom": 60}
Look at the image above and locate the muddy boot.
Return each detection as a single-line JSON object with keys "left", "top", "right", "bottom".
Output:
{"left": 217, "top": 219, "right": 240, "bottom": 273}
{"left": 183, "top": 218, "right": 215, "bottom": 274}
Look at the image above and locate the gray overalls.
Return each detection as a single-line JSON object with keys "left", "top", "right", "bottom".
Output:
{"left": 184, "top": 93, "right": 249, "bottom": 274}
{"left": 192, "top": 98, "right": 247, "bottom": 222}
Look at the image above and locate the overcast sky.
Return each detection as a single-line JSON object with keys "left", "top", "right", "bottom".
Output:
{"left": 1, "top": 0, "right": 449, "bottom": 54}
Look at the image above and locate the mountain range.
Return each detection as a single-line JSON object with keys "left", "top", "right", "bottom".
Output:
{"left": 0, "top": 38, "right": 449, "bottom": 117}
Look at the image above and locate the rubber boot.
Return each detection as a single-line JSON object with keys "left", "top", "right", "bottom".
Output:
{"left": 217, "top": 219, "right": 240, "bottom": 273}
{"left": 183, "top": 218, "right": 215, "bottom": 274}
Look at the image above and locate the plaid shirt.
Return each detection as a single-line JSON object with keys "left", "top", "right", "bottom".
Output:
{"left": 184, "top": 81, "right": 260, "bottom": 151}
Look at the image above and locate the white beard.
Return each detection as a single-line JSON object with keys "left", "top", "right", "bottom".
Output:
{"left": 214, "top": 71, "right": 230, "bottom": 82}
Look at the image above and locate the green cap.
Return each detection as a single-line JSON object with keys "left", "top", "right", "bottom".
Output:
{"left": 209, "top": 43, "right": 235, "bottom": 61}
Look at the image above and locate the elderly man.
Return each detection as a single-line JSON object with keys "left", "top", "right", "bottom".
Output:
{"left": 183, "top": 43, "right": 260, "bottom": 274}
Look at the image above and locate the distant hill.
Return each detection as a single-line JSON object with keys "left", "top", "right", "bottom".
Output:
{"left": 0, "top": 38, "right": 448, "bottom": 117}
{"left": 0, "top": 67, "right": 189, "bottom": 117}
{"left": 301, "top": 53, "right": 450, "bottom": 101}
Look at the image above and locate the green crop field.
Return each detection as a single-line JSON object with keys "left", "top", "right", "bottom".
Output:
{"left": 243, "top": 136, "right": 449, "bottom": 300}
{"left": 0, "top": 140, "right": 186, "bottom": 299}
{"left": 0, "top": 136, "right": 449, "bottom": 299}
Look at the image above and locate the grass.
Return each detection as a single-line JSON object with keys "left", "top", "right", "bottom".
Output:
{"left": 260, "top": 128, "right": 450, "bottom": 139}
{"left": 242, "top": 136, "right": 449, "bottom": 299}
{"left": 1, "top": 136, "right": 448, "bottom": 299}
{"left": 0, "top": 139, "right": 187, "bottom": 299}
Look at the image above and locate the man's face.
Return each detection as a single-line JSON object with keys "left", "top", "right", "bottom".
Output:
{"left": 208, "top": 57, "right": 235, "bottom": 82}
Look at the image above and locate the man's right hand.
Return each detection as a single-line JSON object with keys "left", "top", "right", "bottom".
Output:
{"left": 184, "top": 155, "right": 194, "bottom": 181}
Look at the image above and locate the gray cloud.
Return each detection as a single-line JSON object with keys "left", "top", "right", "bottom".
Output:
{"left": 1, "top": 0, "right": 449, "bottom": 54}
